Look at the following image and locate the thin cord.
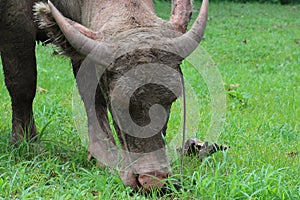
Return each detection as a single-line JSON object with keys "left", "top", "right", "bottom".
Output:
{"left": 180, "top": 72, "right": 187, "bottom": 175}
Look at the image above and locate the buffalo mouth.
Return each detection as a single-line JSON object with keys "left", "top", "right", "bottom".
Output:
{"left": 120, "top": 168, "right": 170, "bottom": 193}
{"left": 123, "top": 138, "right": 230, "bottom": 193}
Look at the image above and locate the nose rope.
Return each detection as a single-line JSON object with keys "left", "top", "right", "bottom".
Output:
{"left": 180, "top": 70, "right": 187, "bottom": 176}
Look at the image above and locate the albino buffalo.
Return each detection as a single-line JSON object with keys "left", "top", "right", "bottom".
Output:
{"left": 0, "top": 0, "right": 208, "bottom": 191}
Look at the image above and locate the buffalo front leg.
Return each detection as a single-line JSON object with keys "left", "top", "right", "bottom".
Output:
{"left": 1, "top": 41, "right": 37, "bottom": 144}
{"left": 72, "top": 59, "right": 117, "bottom": 167}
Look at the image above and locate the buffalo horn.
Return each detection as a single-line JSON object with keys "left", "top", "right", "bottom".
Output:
{"left": 48, "top": 0, "right": 114, "bottom": 65}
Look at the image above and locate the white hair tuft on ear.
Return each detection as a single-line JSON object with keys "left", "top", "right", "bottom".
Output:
{"left": 33, "top": 2, "right": 53, "bottom": 29}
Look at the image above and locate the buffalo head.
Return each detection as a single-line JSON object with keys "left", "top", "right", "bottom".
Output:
{"left": 34, "top": 0, "right": 208, "bottom": 191}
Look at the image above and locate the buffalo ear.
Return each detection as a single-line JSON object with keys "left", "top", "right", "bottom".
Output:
{"left": 33, "top": 1, "right": 78, "bottom": 57}
{"left": 64, "top": 18, "right": 103, "bottom": 41}
{"left": 33, "top": 1, "right": 102, "bottom": 58}
{"left": 166, "top": 0, "right": 209, "bottom": 58}
{"left": 170, "top": 0, "right": 193, "bottom": 33}
{"left": 34, "top": 2, "right": 99, "bottom": 40}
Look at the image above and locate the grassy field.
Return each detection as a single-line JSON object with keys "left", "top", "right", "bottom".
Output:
{"left": 0, "top": 1, "right": 300, "bottom": 199}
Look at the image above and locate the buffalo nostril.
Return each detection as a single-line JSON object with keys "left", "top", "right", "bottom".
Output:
{"left": 137, "top": 172, "right": 168, "bottom": 192}
{"left": 119, "top": 170, "right": 140, "bottom": 189}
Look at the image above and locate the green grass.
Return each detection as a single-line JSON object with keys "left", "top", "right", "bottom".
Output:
{"left": 1, "top": 1, "right": 300, "bottom": 199}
